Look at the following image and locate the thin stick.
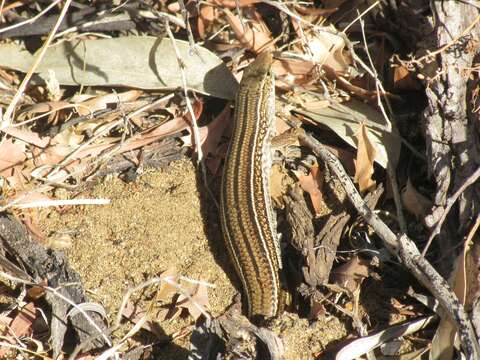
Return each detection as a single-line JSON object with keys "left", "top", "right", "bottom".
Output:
{"left": 0, "top": 271, "right": 111, "bottom": 347}
{"left": 0, "top": 0, "right": 61, "bottom": 35}
{"left": 164, "top": 18, "right": 219, "bottom": 208}
{"left": 342, "top": 1, "right": 380, "bottom": 33}
{"left": 14, "top": 198, "right": 110, "bottom": 209}
{"left": 357, "top": 14, "right": 406, "bottom": 232}
{"left": 2, "top": 0, "right": 72, "bottom": 126}
{"left": 423, "top": 166, "right": 480, "bottom": 255}
{"left": 297, "top": 129, "right": 480, "bottom": 359}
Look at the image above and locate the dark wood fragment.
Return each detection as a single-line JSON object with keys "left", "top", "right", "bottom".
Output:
{"left": 0, "top": 214, "right": 108, "bottom": 357}
{"left": 189, "top": 309, "right": 284, "bottom": 360}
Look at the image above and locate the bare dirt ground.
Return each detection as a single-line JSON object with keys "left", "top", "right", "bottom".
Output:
{"left": 39, "top": 158, "right": 347, "bottom": 359}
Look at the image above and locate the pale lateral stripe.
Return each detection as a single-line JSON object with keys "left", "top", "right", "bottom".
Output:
{"left": 248, "top": 73, "right": 278, "bottom": 315}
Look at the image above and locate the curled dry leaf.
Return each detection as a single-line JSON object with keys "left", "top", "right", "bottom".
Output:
{"left": 223, "top": 8, "right": 273, "bottom": 53}
{"left": 272, "top": 58, "right": 316, "bottom": 89}
{"left": 176, "top": 282, "right": 210, "bottom": 321}
{"left": 331, "top": 256, "right": 371, "bottom": 294}
{"left": 393, "top": 65, "right": 422, "bottom": 91}
{"left": 305, "top": 31, "right": 352, "bottom": 74}
{"left": 75, "top": 90, "right": 143, "bottom": 116}
{"left": 401, "top": 178, "right": 432, "bottom": 220}
{"left": 295, "top": 165, "right": 325, "bottom": 217}
{"left": 180, "top": 101, "right": 229, "bottom": 160}
{"left": 293, "top": 95, "right": 400, "bottom": 169}
{"left": 354, "top": 122, "right": 377, "bottom": 193}
{"left": 157, "top": 268, "right": 180, "bottom": 302}
{"left": 18, "top": 101, "right": 71, "bottom": 121}
{"left": 198, "top": 5, "right": 216, "bottom": 39}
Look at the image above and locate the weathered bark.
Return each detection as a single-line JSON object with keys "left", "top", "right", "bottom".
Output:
{"left": 423, "top": 2, "right": 480, "bottom": 266}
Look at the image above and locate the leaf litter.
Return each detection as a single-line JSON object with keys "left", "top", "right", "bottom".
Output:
{"left": 0, "top": 0, "right": 477, "bottom": 359}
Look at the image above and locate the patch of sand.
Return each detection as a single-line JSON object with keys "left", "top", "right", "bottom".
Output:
{"left": 40, "top": 158, "right": 348, "bottom": 359}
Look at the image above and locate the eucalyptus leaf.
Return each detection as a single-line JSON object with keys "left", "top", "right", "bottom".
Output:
{"left": 0, "top": 37, "right": 238, "bottom": 100}
{"left": 293, "top": 96, "right": 400, "bottom": 168}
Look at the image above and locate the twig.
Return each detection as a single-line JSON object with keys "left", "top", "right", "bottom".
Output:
{"left": 395, "top": 15, "right": 480, "bottom": 72}
{"left": 0, "top": 271, "right": 112, "bottom": 347}
{"left": 176, "top": 0, "right": 197, "bottom": 51}
{"left": 164, "top": 18, "right": 219, "bottom": 208}
{"left": 14, "top": 198, "right": 110, "bottom": 209}
{"left": 297, "top": 129, "right": 480, "bottom": 360}
{"left": 0, "top": 0, "right": 61, "bottom": 35}
{"left": 1, "top": 0, "right": 72, "bottom": 127}
{"left": 342, "top": 1, "right": 380, "bottom": 33}
{"left": 423, "top": 166, "right": 480, "bottom": 255}
{"left": 356, "top": 15, "right": 406, "bottom": 232}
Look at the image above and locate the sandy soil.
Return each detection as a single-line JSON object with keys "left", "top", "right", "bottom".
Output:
{"left": 39, "top": 158, "right": 348, "bottom": 359}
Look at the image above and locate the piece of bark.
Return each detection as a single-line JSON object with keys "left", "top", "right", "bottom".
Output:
{"left": 283, "top": 184, "right": 315, "bottom": 255}
{"left": 0, "top": 214, "right": 108, "bottom": 357}
{"left": 423, "top": 1, "right": 480, "bottom": 272}
{"left": 189, "top": 308, "right": 284, "bottom": 360}
{"left": 285, "top": 182, "right": 383, "bottom": 289}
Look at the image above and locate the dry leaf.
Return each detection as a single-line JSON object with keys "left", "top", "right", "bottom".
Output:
{"left": 27, "top": 279, "right": 48, "bottom": 301}
{"left": 0, "top": 302, "right": 36, "bottom": 356}
{"left": 18, "top": 101, "right": 70, "bottom": 120}
{"left": 199, "top": 103, "right": 230, "bottom": 156}
{"left": 331, "top": 256, "right": 371, "bottom": 293}
{"left": 223, "top": 8, "right": 273, "bottom": 53}
{"left": 296, "top": 165, "right": 325, "bottom": 216}
{"left": 293, "top": 95, "right": 400, "bottom": 169}
{"left": 393, "top": 65, "right": 421, "bottom": 91}
{"left": 75, "top": 90, "right": 143, "bottom": 116}
{"left": 0, "top": 138, "right": 26, "bottom": 176}
{"left": 0, "top": 38, "right": 238, "bottom": 100}
{"left": 272, "top": 58, "right": 316, "bottom": 88}
{"left": 176, "top": 282, "right": 209, "bottom": 321}
{"left": 157, "top": 268, "right": 180, "bottom": 302}
{"left": 354, "top": 123, "right": 377, "bottom": 192}
{"left": 2, "top": 126, "right": 50, "bottom": 148}
{"left": 180, "top": 101, "right": 228, "bottom": 157}
{"left": 305, "top": 31, "right": 352, "bottom": 74}
{"left": 401, "top": 178, "right": 432, "bottom": 220}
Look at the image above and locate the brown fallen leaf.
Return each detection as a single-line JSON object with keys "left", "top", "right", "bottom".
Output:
{"left": 272, "top": 58, "right": 316, "bottom": 89}
{"left": 121, "top": 301, "right": 168, "bottom": 339}
{"left": 27, "top": 279, "right": 48, "bottom": 301}
{"left": 354, "top": 122, "right": 377, "bottom": 192}
{"left": 157, "top": 268, "right": 180, "bottom": 302}
{"left": 0, "top": 138, "right": 26, "bottom": 177}
{"left": 331, "top": 256, "right": 371, "bottom": 294}
{"left": 401, "top": 178, "right": 432, "bottom": 220}
{"left": 74, "top": 90, "right": 143, "bottom": 116}
{"left": 176, "top": 281, "right": 210, "bottom": 321}
{"left": 296, "top": 165, "right": 325, "bottom": 216}
{"left": 223, "top": 8, "right": 274, "bottom": 53}
{"left": 181, "top": 102, "right": 230, "bottom": 169}
{"left": 0, "top": 302, "right": 36, "bottom": 357}
{"left": 170, "top": 0, "right": 263, "bottom": 14}
{"left": 18, "top": 101, "right": 71, "bottom": 123}
{"left": 2, "top": 126, "right": 50, "bottom": 148}
{"left": 393, "top": 65, "right": 422, "bottom": 91}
